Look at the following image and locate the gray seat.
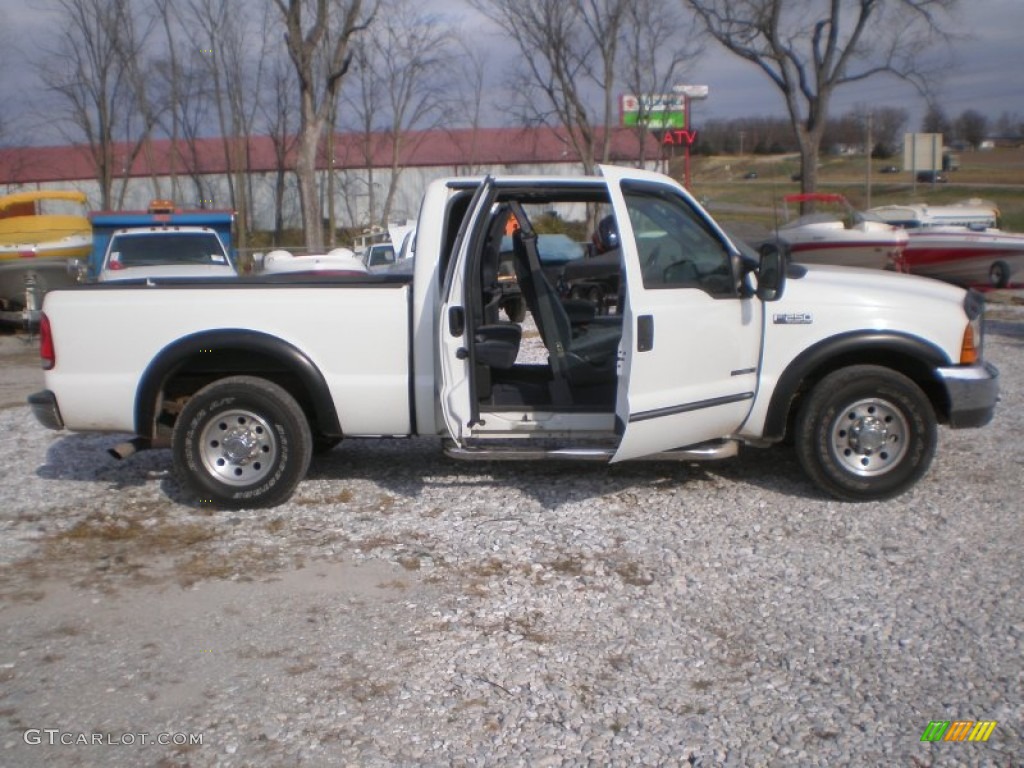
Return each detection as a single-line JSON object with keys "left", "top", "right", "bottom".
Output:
{"left": 511, "top": 229, "right": 620, "bottom": 387}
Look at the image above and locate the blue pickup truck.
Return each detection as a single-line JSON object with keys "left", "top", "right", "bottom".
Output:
{"left": 85, "top": 201, "right": 237, "bottom": 282}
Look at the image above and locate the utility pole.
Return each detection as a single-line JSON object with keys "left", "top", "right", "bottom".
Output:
{"left": 865, "top": 111, "right": 873, "bottom": 209}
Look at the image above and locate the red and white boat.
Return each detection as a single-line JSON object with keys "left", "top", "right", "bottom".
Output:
{"left": 774, "top": 193, "right": 907, "bottom": 270}
{"left": 892, "top": 226, "right": 1024, "bottom": 288}
{"left": 867, "top": 200, "right": 1022, "bottom": 288}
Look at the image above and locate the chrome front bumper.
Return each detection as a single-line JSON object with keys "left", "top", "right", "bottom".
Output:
{"left": 936, "top": 362, "right": 999, "bottom": 429}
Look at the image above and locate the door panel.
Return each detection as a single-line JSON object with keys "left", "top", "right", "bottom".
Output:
{"left": 602, "top": 165, "right": 763, "bottom": 461}
{"left": 437, "top": 179, "right": 493, "bottom": 442}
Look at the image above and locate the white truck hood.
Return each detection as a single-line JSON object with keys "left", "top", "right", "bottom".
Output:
{"left": 769, "top": 264, "right": 972, "bottom": 363}
{"left": 786, "top": 263, "right": 968, "bottom": 307}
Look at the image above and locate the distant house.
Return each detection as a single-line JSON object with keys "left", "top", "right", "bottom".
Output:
{"left": 0, "top": 127, "right": 662, "bottom": 232}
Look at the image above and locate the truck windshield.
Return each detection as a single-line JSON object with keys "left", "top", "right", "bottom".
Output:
{"left": 109, "top": 232, "right": 228, "bottom": 267}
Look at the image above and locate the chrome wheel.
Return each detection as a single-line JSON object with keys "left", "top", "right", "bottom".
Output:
{"left": 829, "top": 397, "right": 908, "bottom": 476}
{"left": 198, "top": 408, "right": 278, "bottom": 486}
{"left": 796, "top": 365, "right": 936, "bottom": 501}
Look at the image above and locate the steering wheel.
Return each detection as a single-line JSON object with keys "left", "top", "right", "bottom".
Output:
{"left": 662, "top": 259, "right": 699, "bottom": 284}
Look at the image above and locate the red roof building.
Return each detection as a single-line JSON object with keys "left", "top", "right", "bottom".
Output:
{"left": 0, "top": 126, "right": 665, "bottom": 229}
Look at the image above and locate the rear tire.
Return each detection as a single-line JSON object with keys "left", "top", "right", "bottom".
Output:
{"left": 795, "top": 365, "right": 936, "bottom": 501}
{"left": 989, "top": 260, "right": 1010, "bottom": 288}
{"left": 173, "top": 376, "right": 312, "bottom": 509}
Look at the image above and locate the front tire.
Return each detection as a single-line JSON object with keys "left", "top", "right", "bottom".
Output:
{"left": 173, "top": 376, "right": 313, "bottom": 509}
{"left": 795, "top": 365, "right": 936, "bottom": 501}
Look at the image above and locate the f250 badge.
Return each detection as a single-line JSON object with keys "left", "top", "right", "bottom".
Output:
{"left": 773, "top": 312, "right": 813, "bottom": 325}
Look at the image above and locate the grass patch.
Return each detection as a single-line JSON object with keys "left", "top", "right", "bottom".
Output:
{"left": 688, "top": 148, "right": 1024, "bottom": 233}
{"left": 613, "top": 560, "right": 655, "bottom": 587}
{"left": 174, "top": 545, "right": 276, "bottom": 587}
{"left": 545, "top": 554, "right": 586, "bottom": 577}
{"left": 331, "top": 675, "right": 395, "bottom": 703}
{"left": 294, "top": 488, "right": 354, "bottom": 506}
{"left": 504, "top": 614, "right": 551, "bottom": 644}
{"left": 284, "top": 660, "right": 319, "bottom": 676}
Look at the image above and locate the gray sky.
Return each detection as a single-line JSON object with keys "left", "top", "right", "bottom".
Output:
{"left": 2, "top": 0, "right": 1022, "bottom": 146}
{"left": 687, "top": 0, "right": 1024, "bottom": 128}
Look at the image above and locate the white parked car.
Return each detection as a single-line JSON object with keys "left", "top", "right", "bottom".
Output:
{"left": 261, "top": 248, "right": 369, "bottom": 276}
{"left": 97, "top": 227, "right": 237, "bottom": 282}
{"left": 361, "top": 242, "right": 397, "bottom": 272}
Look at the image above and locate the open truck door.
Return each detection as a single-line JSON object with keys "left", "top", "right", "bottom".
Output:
{"left": 437, "top": 178, "right": 495, "bottom": 443}
{"left": 601, "top": 165, "right": 764, "bottom": 462}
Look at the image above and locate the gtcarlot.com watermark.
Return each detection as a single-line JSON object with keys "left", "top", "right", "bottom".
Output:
{"left": 23, "top": 729, "right": 203, "bottom": 747}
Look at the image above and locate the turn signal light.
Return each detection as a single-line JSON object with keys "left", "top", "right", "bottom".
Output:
{"left": 960, "top": 324, "right": 978, "bottom": 365}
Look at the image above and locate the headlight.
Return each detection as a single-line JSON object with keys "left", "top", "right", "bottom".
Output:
{"left": 961, "top": 289, "right": 985, "bottom": 364}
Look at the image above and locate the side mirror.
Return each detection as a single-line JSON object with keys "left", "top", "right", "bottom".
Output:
{"left": 756, "top": 243, "right": 786, "bottom": 302}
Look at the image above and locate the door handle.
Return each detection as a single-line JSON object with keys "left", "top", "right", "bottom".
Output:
{"left": 448, "top": 306, "right": 465, "bottom": 336}
{"left": 637, "top": 314, "right": 654, "bottom": 352}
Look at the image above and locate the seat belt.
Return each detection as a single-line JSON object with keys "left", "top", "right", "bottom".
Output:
{"left": 509, "top": 206, "right": 573, "bottom": 406}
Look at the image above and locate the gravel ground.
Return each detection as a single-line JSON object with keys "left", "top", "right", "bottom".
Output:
{"left": 0, "top": 307, "right": 1021, "bottom": 767}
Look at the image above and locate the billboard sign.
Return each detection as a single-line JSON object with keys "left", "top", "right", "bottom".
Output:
{"left": 621, "top": 93, "right": 686, "bottom": 130}
{"left": 673, "top": 84, "right": 709, "bottom": 100}
{"left": 904, "top": 133, "right": 943, "bottom": 172}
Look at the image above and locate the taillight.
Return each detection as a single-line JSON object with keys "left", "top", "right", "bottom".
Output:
{"left": 40, "top": 313, "right": 55, "bottom": 370}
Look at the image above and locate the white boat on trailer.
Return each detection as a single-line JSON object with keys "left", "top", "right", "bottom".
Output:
{"left": 774, "top": 193, "right": 907, "bottom": 271}
{"left": 867, "top": 200, "right": 1022, "bottom": 288}
{"left": 867, "top": 199, "right": 1000, "bottom": 230}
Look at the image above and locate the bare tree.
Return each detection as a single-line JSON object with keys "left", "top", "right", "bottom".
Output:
{"left": 152, "top": 0, "right": 186, "bottom": 202}
{"left": 373, "top": 0, "right": 455, "bottom": 224}
{"left": 272, "top": 0, "right": 373, "bottom": 251}
{"left": 39, "top": 0, "right": 159, "bottom": 209}
{"left": 0, "top": 10, "right": 10, "bottom": 146}
{"left": 147, "top": 0, "right": 216, "bottom": 207}
{"left": 469, "top": 0, "right": 631, "bottom": 174}
{"left": 260, "top": 52, "right": 301, "bottom": 244}
{"left": 993, "top": 111, "right": 1022, "bottom": 140}
{"left": 620, "top": 0, "right": 703, "bottom": 167}
{"left": 114, "top": 5, "right": 163, "bottom": 207}
{"left": 921, "top": 103, "right": 951, "bottom": 134}
{"left": 187, "top": 0, "right": 274, "bottom": 249}
{"left": 445, "top": 40, "right": 491, "bottom": 176}
{"left": 992, "top": 111, "right": 1021, "bottom": 140}
{"left": 580, "top": 0, "right": 629, "bottom": 165}
{"left": 871, "top": 106, "right": 909, "bottom": 156}
{"left": 338, "top": 38, "right": 386, "bottom": 228}
{"left": 683, "top": 0, "right": 959, "bottom": 200}
{"left": 954, "top": 109, "right": 987, "bottom": 150}
{"left": 823, "top": 110, "right": 864, "bottom": 152}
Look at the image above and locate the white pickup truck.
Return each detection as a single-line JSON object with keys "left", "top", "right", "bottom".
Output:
{"left": 30, "top": 166, "right": 998, "bottom": 508}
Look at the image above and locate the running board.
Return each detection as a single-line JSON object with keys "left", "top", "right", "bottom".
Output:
{"left": 443, "top": 439, "right": 739, "bottom": 462}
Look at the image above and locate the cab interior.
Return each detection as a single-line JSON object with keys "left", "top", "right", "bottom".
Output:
{"left": 463, "top": 187, "right": 625, "bottom": 414}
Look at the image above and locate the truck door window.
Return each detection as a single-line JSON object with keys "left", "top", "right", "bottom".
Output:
{"left": 622, "top": 183, "right": 736, "bottom": 297}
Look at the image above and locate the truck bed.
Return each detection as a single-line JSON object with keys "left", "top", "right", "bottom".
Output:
{"left": 42, "top": 277, "right": 414, "bottom": 437}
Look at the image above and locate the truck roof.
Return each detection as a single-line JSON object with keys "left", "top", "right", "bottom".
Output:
{"left": 90, "top": 209, "right": 234, "bottom": 229}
